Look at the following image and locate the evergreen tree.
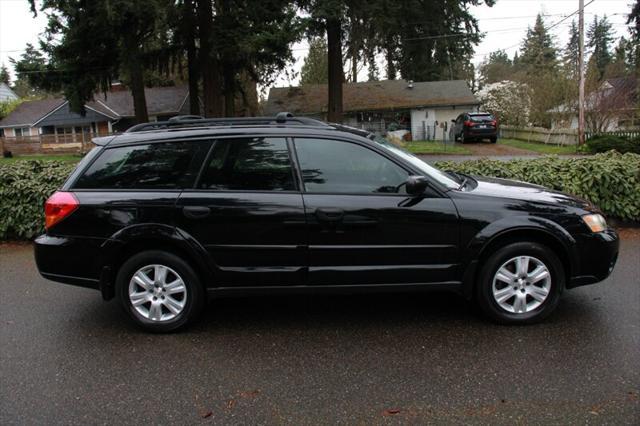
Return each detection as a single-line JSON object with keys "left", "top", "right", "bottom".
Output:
{"left": 519, "top": 14, "right": 558, "bottom": 73}
{"left": 300, "top": 38, "right": 329, "bottom": 85}
{"left": 0, "top": 65, "right": 9, "bottom": 85}
{"left": 563, "top": 20, "right": 581, "bottom": 78}
{"left": 479, "top": 50, "right": 513, "bottom": 86}
{"left": 627, "top": 0, "right": 639, "bottom": 76}
{"left": 587, "top": 15, "right": 615, "bottom": 81}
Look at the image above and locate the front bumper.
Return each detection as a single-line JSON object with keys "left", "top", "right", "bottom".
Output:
{"left": 568, "top": 228, "right": 619, "bottom": 288}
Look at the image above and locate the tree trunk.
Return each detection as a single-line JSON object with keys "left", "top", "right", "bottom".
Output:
{"left": 351, "top": 43, "right": 358, "bottom": 83}
{"left": 197, "top": 0, "right": 223, "bottom": 117}
{"left": 327, "top": 17, "right": 343, "bottom": 123}
{"left": 185, "top": 0, "right": 200, "bottom": 115}
{"left": 385, "top": 43, "right": 396, "bottom": 80}
{"left": 122, "top": 34, "right": 148, "bottom": 124}
{"left": 223, "top": 65, "right": 235, "bottom": 116}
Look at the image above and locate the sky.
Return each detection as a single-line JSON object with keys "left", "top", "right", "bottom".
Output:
{"left": 0, "top": 0, "right": 636, "bottom": 90}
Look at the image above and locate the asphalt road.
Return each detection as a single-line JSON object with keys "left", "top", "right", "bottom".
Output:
{"left": 1, "top": 230, "right": 639, "bottom": 424}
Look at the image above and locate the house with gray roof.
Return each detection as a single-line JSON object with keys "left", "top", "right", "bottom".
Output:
{"left": 0, "top": 85, "right": 190, "bottom": 143}
{"left": 0, "top": 82, "right": 18, "bottom": 103}
{"left": 265, "top": 79, "right": 479, "bottom": 140}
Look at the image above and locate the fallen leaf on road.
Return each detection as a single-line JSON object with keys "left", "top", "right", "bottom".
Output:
{"left": 382, "top": 408, "right": 401, "bottom": 416}
{"left": 226, "top": 399, "right": 236, "bottom": 410}
{"left": 239, "top": 390, "right": 261, "bottom": 399}
{"left": 201, "top": 411, "right": 212, "bottom": 419}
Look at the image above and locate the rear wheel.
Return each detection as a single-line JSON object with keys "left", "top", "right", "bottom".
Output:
{"left": 490, "top": 136, "right": 497, "bottom": 143}
{"left": 116, "top": 250, "right": 205, "bottom": 332}
{"left": 476, "top": 242, "right": 563, "bottom": 324}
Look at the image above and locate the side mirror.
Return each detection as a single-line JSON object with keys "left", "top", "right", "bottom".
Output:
{"left": 405, "top": 175, "right": 429, "bottom": 196}
{"left": 451, "top": 119, "right": 456, "bottom": 123}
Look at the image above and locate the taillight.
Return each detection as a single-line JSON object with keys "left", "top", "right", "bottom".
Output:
{"left": 490, "top": 120, "right": 497, "bottom": 126}
{"left": 45, "top": 191, "right": 79, "bottom": 230}
{"left": 464, "top": 120, "right": 473, "bottom": 127}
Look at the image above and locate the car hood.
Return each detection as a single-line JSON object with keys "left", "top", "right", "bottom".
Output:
{"left": 466, "top": 175, "right": 593, "bottom": 210}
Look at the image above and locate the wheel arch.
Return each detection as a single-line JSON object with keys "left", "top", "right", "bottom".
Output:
{"left": 99, "top": 224, "right": 214, "bottom": 300}
{"left": 461, "top": 218, "right": 578, "bottom": 299}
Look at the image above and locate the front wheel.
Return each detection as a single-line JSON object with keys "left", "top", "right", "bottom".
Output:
{"left": 116, "top": 250, "right": 205, "bottom": 332}
{"left": 476, "top": 242, "right": 564, "bottom": 324}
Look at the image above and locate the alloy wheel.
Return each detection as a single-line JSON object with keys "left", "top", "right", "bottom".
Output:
{"left": 491, "top": 256, "right": 551, "bottom": 314}
{"left": 128, "top": 264, "right": 187, "bottom": 322}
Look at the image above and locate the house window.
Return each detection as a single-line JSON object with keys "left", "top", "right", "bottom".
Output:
{"left": 14, "top": 127, "right": 30, "bottom": 138}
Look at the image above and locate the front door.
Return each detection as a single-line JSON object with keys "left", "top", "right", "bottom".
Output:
{"left": 292, "top": 137, "right": 459, "bottom": 286}
{"left": 176, "top": 136, "right": 306, "bottom": 286}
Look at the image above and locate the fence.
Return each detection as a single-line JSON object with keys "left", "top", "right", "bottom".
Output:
{"left": 585, "top": 130, "right": 640, "bottom": 140}
{"left": 499, "top": 125, "right": 578, "bottom": 145}
{"left": 1, "top": 133, "right": 103, "bottom": 156}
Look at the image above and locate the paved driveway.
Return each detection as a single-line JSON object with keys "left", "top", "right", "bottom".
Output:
{"left": 1, "top": 230, "right": 639, "bottom": 424}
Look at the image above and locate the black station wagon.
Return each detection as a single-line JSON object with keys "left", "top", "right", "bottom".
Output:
{"left": 35, "top": 113, "right": 619, "bottom": 332}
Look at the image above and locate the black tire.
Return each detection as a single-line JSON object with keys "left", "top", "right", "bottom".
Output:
{"left": 460, "top": 132, "right": 467, "bottom": 143}
{"left": 475, "top": 242, "right": 564, "bottom": 324}
{"left": 490, "top": 137, "right": 497, "bottom": 143}
{"left": 116, "top": 250, "right": 205, "bottom": 332}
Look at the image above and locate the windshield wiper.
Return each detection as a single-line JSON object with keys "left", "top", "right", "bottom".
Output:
{"left": 457, "top": 176, "right": 468, "bottom": 190}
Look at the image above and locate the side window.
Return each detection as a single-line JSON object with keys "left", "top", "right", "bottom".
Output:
{"left": 294, "top": 138, "right": 409, "bottom": 194}
{"left": 74, "top": 141, "right": 209, "bottom": 189}
{"left": 198, "top": 137, "right": 295, "bottom": 191}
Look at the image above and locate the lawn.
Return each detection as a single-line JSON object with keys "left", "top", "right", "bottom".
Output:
{"left": 0, "top": 154, "right": 82, "bottom": 163}
{"left": 404, "top": 140, "right": 471, "bottom": 155}
{"left": 498, "top": 138, "right": 580, "bottom": 155}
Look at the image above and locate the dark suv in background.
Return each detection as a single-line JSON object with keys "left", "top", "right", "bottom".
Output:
{"left": 35, "top": 113, "right": 618, "bottom": 332}
{"left": 452, "top": 112, "right": 499, "bottom": 143}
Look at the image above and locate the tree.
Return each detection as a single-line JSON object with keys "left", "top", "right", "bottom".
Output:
{"left": 627, "top": 0, "right": 640, "bottom": 77}
{"left": 587, "top": 15, "right": 614, "bottom": 81}
{"left": 0, "top": 65, "right": 9, "bottom": 85}
{"left": 520, "top": 14, "right": 558, "bottom": 73}
{"left": 563, "top": 20, "right": 580, "bottom": 79}
{"left": 477, "top": 80, "right": 530, "bottom": 126}
{"left": 478, "top": 50, "right": 513, "bottom": 87}
{"left": 10, "top": 44, "right": 54, "bottom": 98}
{"left": 300, "top": 38, "right": 329, "bottom": 84}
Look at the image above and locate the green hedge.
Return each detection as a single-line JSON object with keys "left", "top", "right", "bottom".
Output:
{"left": 0, "top": 161, "right": 76, "bottom": 239}
{"left": 436, "top": 151, "right": 640, "bottom": 221}
{"left": 586, "top": 135, "right": 640, "bottom": 154}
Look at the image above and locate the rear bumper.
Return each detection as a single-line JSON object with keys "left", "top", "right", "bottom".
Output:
{"left": 568, "top": 228, "right": 619, "bottom": 288}
{"left": 464, "top": 128, "right": 497, "bottom": 138}
{"left": 34, "top": 234, "right": 104, "bottom": 290}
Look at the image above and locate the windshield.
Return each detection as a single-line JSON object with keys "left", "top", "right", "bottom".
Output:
{"left": 372, "top": 135, "right": 460, "bottom": 189}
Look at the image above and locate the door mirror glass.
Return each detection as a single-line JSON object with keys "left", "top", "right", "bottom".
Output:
{"left": 405, "top": 175, "right": 429, "bottom": 196}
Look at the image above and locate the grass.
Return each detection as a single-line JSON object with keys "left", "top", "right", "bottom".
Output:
{"left": 0, "top": 154, "right": 82, "bottom": 163}
{"left": 498, "top": 138, "right": 580, "bottom": 155}
{"left": 404, "top": 140, "right": 471, "bottom": 155}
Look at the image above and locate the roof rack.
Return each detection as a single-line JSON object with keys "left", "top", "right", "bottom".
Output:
{"left": 125, "top": 112, "right": 330, "bottom": 133}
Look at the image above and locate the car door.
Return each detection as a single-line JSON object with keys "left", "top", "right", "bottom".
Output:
{"left": 175, "top": 136, "right": 307, "bottom": 287}
{"left": 292, "top": 137, "right": 459, "bottom": 286}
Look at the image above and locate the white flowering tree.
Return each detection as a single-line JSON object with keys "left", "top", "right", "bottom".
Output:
{"left": 477, "top": 80, "right": 531, "bottom": 127}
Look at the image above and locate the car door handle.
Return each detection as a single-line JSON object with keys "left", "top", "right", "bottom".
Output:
{"left": 182, "top": 206, "right": 211, "bottom": 219}
{"left": 315, "top": 208, "right": 344, "bottom": 222}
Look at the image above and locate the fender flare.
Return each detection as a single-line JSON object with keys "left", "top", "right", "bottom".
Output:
{"left": 98, "top": 224, "right": 214, "bottom": 299}
{"left": 461, "top": 216, "right": 579, "bottom": 298}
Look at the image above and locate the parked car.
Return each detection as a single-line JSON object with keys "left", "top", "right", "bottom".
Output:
{"left": 35, "top": 113, "right": 619, "bottom": 332}
{"left": 452, "top": 112, "right": 498, "bottom": 143}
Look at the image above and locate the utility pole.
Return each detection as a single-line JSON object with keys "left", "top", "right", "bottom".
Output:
{"left": 578, "top": 0, "right": 585, "bottom": 145}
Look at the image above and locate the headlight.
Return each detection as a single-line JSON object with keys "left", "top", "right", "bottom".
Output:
{"left": 582, "top": 214, "right": 607, "bottom": 232}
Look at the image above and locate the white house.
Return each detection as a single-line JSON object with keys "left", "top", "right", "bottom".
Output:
{"left": 265, "top": 79, "right": 480, "bottom": 140}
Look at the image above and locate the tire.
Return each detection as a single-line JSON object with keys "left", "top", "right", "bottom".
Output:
{"left": 116, "top": 250, "right": 205, "bottom": 332}
{"left": 490, "top": 137, "right": 497, "bottom": 143}
{"left": 475, "top": 242, "right": 564, "bottom": 324}
{"left": 460, "top": 132, "right": 467, "bottom": 143}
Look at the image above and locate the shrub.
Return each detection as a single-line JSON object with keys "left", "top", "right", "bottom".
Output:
{"left": 0, "top": 160, "right": 76, "bottom": 239}
{"left": 435, "top": 151, "right": 640, "bottom": 221}
{"left": 586, "top": 135, "right": 640, "bottom": 154}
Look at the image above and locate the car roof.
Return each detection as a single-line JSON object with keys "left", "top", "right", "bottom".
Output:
{"left": 93, "top": 112, "right": 376, "bottom": 147}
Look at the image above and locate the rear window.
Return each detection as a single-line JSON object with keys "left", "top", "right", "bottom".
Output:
{"left": 469, "top": 114, "right": 494, "bottom": 122}
{"left": 73, "top": 141, "right": 209, "bottom": 189}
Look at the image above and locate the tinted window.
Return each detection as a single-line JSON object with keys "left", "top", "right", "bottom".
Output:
{"left": 198, "top": 137, "right": 295, "bottom": 191}
{"left": 74, "top": 141, "right": 208, "bottom": 189}
{"left": 294, "top": 138, "right": 408, "bottom": 194}
{"left": 470, "top": 114, "right": 494, "bottom": 122}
